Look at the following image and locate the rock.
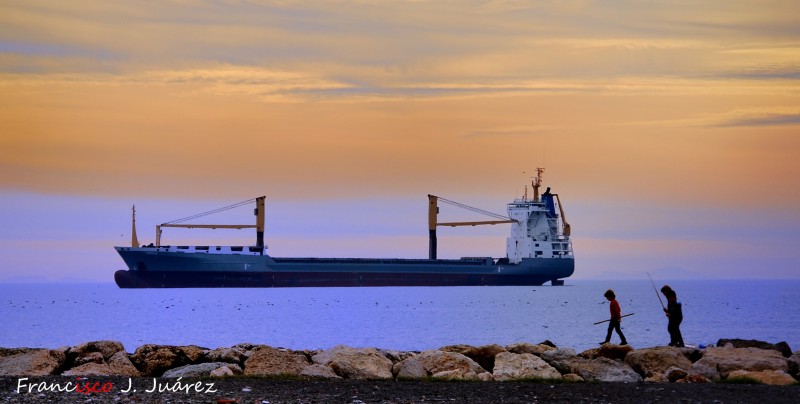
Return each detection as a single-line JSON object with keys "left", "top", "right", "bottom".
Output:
{"left": 577, "top": 348, "right": 598, "bottom": 359}
{"left": 107, "top": 351, "right": 142, "bottom": 376}
{"left": 378, "top": 349, "right": 415, "bottom": 364}
{"left": 129, "top": 345, "right": 207, "bottom": 377}
{"left": 624, "top": 347, "right": 692, "bottom": 377}
{"left": 73, "top": 351, "right": 105, "bottom": 366}
{"left": 459, "top": 344, "right": 507, "bottom": 373}
{"left": 63, "top": 351, "right": 141, "bottom": 377}
{"left": 688, "top": 361, "right": 720, "bottom": 381}
{"left": 393, "top": 358, "right": 427, "bottom": 379}
{"left": 492, "top": 352, "right": 561, "bottom": 381}
{"left": 163, "top": 362, "right": 241, "bottom": 378}
{"left": 717, "top": 339, "right": 792, "bottom": 357}
{"left": 244, "top": 346, "right": 309, "bottom": 377}
{"left": 562, "top": 373, "right": 584, "bottom": 382}
{"left": 210, "top": 366, "right": 233, "bottom": 377}
{"left": 431, "top": 369, "right": 476, "bottom": 380}
{"left": 693, "top": 347, "right": 788, "bottom": 379}
{"left": 0, "top": 349, "right": 65, "bottom": 376}
{"left": 727, "top": 369, "right": 797, "bottom": 385}
{"left": 69, "top": 340, "right": 125, "bottom": 362}
{"left": 301, "top": 363, "right": 342, "bottom": 379}
{"left": 539, "top": 348, "right": 579, "bottom": 375}
{"left": 62, "top": 362, "right": 111, "bottom": 376}
{"left": 570, "top": 357, "right": 642, "bottom": 383}
{"left": 394, "top": 350, "right": 487, "bottom": 381}
{"left": 665, "top": 366, "right": 687, "bottom": 382}
{"left": 678, "top": 374, "right": 712, "bottom": 383}
{"left": 644, "top": 372, "right": 668, "bottom": 383}
{"left": 787, "top": 351, "right": 800, "bottom": 379}
{"left": 505, "top": 342, "right": 556, "bottom": 356}
{"left": 478, "top": 372, "right": 494, "bottom": 381}
{"left": 205, "top": 347, "right": 246, "bottom": 364}
{"left": 439, "top": 344, "right": 474, "bottom": 353}
{"left": 580, "top": 344, "right": 633, "bottom": 361}
{"left": 311, "top": 345, "right": 392, "bottom": 380}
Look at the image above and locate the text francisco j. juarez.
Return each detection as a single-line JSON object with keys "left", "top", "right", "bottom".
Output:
{"left": 16, "top": 377, "right": 218, "bottom": 395}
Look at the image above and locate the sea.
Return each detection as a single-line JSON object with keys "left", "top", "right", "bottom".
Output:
{"left": 1, "top": 280, "right": 798, "bottom": 354}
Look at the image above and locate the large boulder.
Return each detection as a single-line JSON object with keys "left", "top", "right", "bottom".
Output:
{"left": 69, "top": 340, "right": 126, "bottom": 364}
{"left": 61, "top": 351, "right": 140, "bottom": 376}
{"left": 129, "top": 345, "right": 207, "bottom": 377}
{"left": 624, "top": 347, "right": 692, "bottom": 377}
{"left": 394, "top": 358, "right": 428, "bottom": 379}
{"left": 393, "top": 350, "right": 487, "bottom": 380}
{"left": 570, "top": 357, "right": 641, "bottom": 382}
{"left": 580, "top": 344, "right": 633, "bottom": 361}
{"left": 694, "top": 347, "right": 788, "bottom": 379}
{"left": 727, "top": 369, "right": 797, "bottom": 385}
{"left": 300, "top": 363, "right": 342, "bottom": 379}
{"left": 539, "top": 348, "right": 579, "bottom": 374}
{"left": 311, "top": 345, "right": 392, "bottom": 380}
{"left": 163, "top": 362, "right": 242, "bottom": 378}
{"left": 688, "top": 360, "right": 720, "bottom": 381}
{"left": 505, "top": 342, "right": 556, "bottom": 356}
{"left": 0, "top": 348, "right": 66, "bottom": 376}
{"left": 492, "top": 352, "right": 562, "bottom": 381}
{"left": 442, "top": 344, "right": 506, "bottom": 372}
{"left": 717, "top": 339, "right": 792, "bottom": 357}
{"left": 205, "top": 347, "right": 246, "bottom": 365}
{"left": 463, "top": 344, "right": 507, "bottom": 372}
{"left": 243, "top": 346, "right": 309, "bottom": 376}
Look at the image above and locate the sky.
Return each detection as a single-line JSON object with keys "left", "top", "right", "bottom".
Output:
{"left": 1, "top": 0, "right": 799, "bottom": 282}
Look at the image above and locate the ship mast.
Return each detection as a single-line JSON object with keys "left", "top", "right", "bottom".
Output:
{"left": 131, "top": 205, "right": 139, "bottom": 248}
{"left": 532, "top": 167, "right": 544, "bottom": 202}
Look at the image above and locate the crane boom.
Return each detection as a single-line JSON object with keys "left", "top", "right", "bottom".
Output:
{"left": 154, "top": 196, "right": 265, "bottom": 247}
{"left": 427, "top": 194, "right": 518, "bottom": 259}
{"left": 553, "top": 193, "right": 571, "bottom": 237}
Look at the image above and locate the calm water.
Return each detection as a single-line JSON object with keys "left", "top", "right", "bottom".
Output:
{"left": 1, "top": 280, "right": 798, "bottom": 354}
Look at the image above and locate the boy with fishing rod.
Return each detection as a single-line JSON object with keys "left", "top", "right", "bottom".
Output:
{"left": 599, "top": 289, "right": 628, "bottom": 345}
{"left": 647, "top": 272, "right": 685, "bottom": 347}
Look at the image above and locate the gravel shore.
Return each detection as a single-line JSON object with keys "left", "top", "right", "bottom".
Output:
{"left": 3, "top": 376, "right": 798, "bottom": 403}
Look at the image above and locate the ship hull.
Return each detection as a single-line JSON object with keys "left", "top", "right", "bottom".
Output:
{"left": 113, "top": 248, "right": 574, "bottom": 288}
{"left": 114, "top": 268, "right": 570, "bottom": 288}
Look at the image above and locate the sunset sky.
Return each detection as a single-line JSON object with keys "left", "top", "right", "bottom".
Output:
{"left": 1, "top": 0, "right": 798, "bottom": 282}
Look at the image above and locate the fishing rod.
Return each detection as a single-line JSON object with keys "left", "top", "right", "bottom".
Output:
{"left": 593, "top": 313, "right": 635, "bottom": 325}
{"left": 647, "top": 271, "right": 666, "bottom": 310}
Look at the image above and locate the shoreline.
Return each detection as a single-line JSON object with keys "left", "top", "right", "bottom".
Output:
{"left": 2, "top": 376, "right": 799, "bottom": 403}
{"left": 2, "top": 339, "right": 798, "bottom": 402}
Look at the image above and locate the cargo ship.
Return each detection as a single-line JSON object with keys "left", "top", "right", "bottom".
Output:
{"left": 114, "top": 169, "right": 574, "bottom": 288}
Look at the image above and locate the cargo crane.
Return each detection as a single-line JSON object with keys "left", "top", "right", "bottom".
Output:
{"left": 427, "top": 196, "right": 518, "bottom": 259}
{"left": 141, "top": 196, "right": 266, "bottom": 248}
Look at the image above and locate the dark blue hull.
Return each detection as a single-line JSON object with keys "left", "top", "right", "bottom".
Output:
{"left": 114, "top": 269, "right": 566, "bottom": 288}
{"left": 113, "top": 247, "right": 574, "bottom": 288}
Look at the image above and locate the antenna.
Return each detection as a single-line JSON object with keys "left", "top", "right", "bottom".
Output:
{"left": 532, "top": 167, "right": 545, "bottom": 202}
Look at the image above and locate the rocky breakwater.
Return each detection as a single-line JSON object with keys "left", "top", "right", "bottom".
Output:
{"left": 1, "top": 338, "right": 798, "bottom": 385}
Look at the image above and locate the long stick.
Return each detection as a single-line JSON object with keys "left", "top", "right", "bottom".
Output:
{"left": 593, "top": 313, "right": 635, "bottom": 325}
{"left": 647, "top": 271, "right": 666, "bottom": 310}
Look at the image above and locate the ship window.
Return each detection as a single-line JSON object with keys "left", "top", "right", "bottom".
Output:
{"left": 216, "top": 247, "right": 221, "bottom": 251}
{"left": 196, "top": 246, "right": 209, "bottom": 250}
{"left": 177, "top": 246, "right": 189, "bottom": 250}
{"left": 231, "top": 246, "right": 244, "bottom": 252}
{"left": 249, "top": 246, "right": 262, "bottom": 252}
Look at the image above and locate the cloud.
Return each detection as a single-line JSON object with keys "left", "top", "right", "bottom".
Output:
{"left": 715, "top": 113, "right": 800, "bottom": 127}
